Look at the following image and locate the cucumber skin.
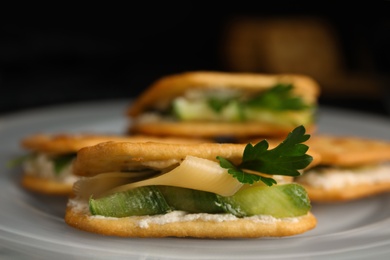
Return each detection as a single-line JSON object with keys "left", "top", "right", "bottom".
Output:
{"left": 157, "top": 186, "right": 224, "bottom": 213}
{"left": 89, "top": 186, "right": 171, "bottom": 218}
{"left": 217, "top": 184, "right": 311, "bottom": 218}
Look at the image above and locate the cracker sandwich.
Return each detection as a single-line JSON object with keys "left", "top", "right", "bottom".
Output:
{"left": 20, "top": 133, "right": 205, "bottom": 195}
{"left": 65, "top": 126, "right": 317, "bottom": 238}
{"left": 295, "top": 134, "right": 390, "bottom": 202}
{"left": 127, "top": 71, "right": 320, "bottom": 139}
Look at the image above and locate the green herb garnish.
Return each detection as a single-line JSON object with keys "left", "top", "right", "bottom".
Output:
{"left": 217, "top": 125, "right": 312, "bottom": 186}
{"left": 53, "top": 154, "right": 75, "bottom": 175}
{"left": 6, "top": 154, "right": 31, "bottom": 168}
{"left": 207, "top": 97, "right": 231, "bottom": 113}
{"left": 245, "top": 84, "right": 309, "bottom": 110}
{"left": 206, "top": 84, "right": 309, "bottom": 115}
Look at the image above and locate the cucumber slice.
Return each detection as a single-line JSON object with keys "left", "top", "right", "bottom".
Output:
{"left": 157, "top": 186, "right": 223, "bottom": 213}
{"left": 89, "top": 184, "right": 311, "bottom": 218}
{"left": 220, "top": 101, "right": 244, "bottom": 121}
{"left": 217, "top": 183, "right": 311, "bottom": 218}
{"left": 173, "top": 98, "right": 218, "bottom": 121}
{"left": 243, "top": 108, "right": 312, "bottom": 126}
{"left": 172, "top": 98, "right": 244, "bottom": 122}
{"left": 89, "top": 186, "right": 171, "bottom": 217}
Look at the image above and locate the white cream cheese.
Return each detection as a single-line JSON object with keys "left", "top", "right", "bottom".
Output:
{"left": 297, "top": 163, "right": 390, "bottom": 190}
{"left": 23, "top": 153, "right": 78, "bottom": 184}
{"left": 137, "top": 211, "right": 300, "bottom": 228}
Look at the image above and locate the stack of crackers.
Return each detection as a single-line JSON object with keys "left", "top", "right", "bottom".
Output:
{"left": 17, "top": 71, "right": 390, "bottom": 238}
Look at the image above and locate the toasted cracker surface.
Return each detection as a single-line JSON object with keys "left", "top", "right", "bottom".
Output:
{"left": 127, "top": 71, "right": 320, "bottom": 117}
{"left": 20, "top": 134, "right": 207, "bottom": 195}
{"left": 21, "top": 175, "right": 73, "bottom": 195}
{"left": 128, "top": 121, "right": 317, "bottom": 139}
{"left": 73, "top": 136, "right": 319, "bottom": 177}
{"left": 65, "top": 203, "right": 317, "bottom": 238}
{"left": 295, "top": 134, "right": 390, "bottom": 202}
{"left": 306, "top": 134, "right": 390, "bottom": 166}
{"left": 21, "top": 133, "right": 207, "bottom": 155}
{"left": 73, "top": 142, "right": 247, "bottom": 177}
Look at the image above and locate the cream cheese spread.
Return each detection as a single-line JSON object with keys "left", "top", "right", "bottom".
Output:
{"left": 23, "top": 153, "right": 78, "bottom": 184}
{"left": 297, "top": 163, "right": 390, "bottom": 190}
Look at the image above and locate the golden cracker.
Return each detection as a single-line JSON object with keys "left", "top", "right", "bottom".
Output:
{"left": 65, "top": 204, "right": 317, "bottom": 238}
{"left": 73, "top": 142, "right": 247, "bottom": 177}
{"left": 128, "top": 121, "right": 317, "bottom": 139}
{"left": 21, "top": 175, "right": 73, "bottom": 196}
{"left": 21, "top": 133, "right": 207, "bottom": 155}
{"left": 295, "top": 134, "right": 390, "bottom": 202}
{"left": 20, "top": 134, "right": 208, "bottom": 195}
{"left": 307, "top": 134, "right": 390, "bottom": 166}
{"left": 128, "top": 71, "right": 320, "bottom": 117}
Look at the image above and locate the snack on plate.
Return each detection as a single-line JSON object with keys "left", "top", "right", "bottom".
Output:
{"left": 19, "top": 133, "right": 206, "bottom": 195}
{"left": 295, "top": 134, "right": 390, "bottom": 202}
{"left": 127, "top": 71, "right": 320, "bottom": 139}
{"left": 65, "top": 126, "right": 317, "bottom": 238}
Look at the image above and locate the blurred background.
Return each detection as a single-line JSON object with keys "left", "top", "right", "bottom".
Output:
{"left": 1, "top": 2, "right": 390, "bottom": 116}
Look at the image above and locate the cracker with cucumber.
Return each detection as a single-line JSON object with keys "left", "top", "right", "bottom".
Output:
{"left": 18, "top": 133, "right": 206, "bottom": 195}
{"left": 127, "top": 71, "right": 320, "bottom": 139}
{"left": 65, "top": 126, "right": 318, "bottom": 238}
{"left": 295, "top": 134, "right": 390, "bottom": 202}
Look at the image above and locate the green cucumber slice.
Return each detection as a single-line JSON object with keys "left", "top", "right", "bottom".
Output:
{"left": 217, "top": 183, "right": 311, "bottom": 218}
{"left": 172, "top": 98, "right": 243, "bottom": 122}
{"left": 157, "top": 186, "right": 223, "bottom": 213}
{"left": 220, "top": 101, "right": 244, "bottom": 121}
{"left": 89, "top": 184, "right": 311, "bottom": 218}
{"left": 89, "top": 186, "right": 171, "bottom": 217}
{"left": 173, "top": 98, "right": 217, "bottom": 121}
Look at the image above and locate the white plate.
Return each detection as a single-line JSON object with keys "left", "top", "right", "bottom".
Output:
{"left": 1, "top": 100, "right": 390, "bottom": 260}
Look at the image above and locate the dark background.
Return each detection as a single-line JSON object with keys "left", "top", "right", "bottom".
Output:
{"left": 1, "top": 2, "right": 390, "bottom": 116}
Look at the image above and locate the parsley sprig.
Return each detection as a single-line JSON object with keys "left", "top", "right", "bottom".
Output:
{"left": 7, "top": 153, "right": 75, "bottom": 176}
{"left": 245, "top": 84, "right": 309, "bottom": 110}
{"left": 206, "top": 84, "right": 309, "bottom": 115}
{"left": 53, "top": 154, "right": 75, "bottom": 175}
{"left": 217, "top": 125, "right": 313, "bottom": 186}
{"left": 6, "top": 154, "right": 31, "bottom": 169}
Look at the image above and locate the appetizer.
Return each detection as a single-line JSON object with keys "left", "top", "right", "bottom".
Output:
{"left": 65, "top": 126, "right": 318, "bottom": 238}
{"left": 127, "top": 71, "right": 320, "bottom": 139}
{"left": 19, "top": 133, "right": 206, "bottom": 195}
{"left": 295, "top": 134, "right": 390, "bottom": 202}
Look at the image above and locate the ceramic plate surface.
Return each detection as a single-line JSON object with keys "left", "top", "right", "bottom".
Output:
{"left": 1, "top": 100, "right": 390, "bottom": 260}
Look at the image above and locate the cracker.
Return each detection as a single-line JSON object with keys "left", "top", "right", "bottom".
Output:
{"left": 21, "top": 175, "right": 73, "bottom": 195}
{"left": 306, "top": 134, "right": 390, "bottom": 166}
{"left": 73, "top": 142, "right": 247, "bottom": 177}
{"left": 127, "top": 71, "right": 320, "bottom": 138}
{"left": 295, "top": 134, "right": 390, "bottom": 202}
{"left": 73, "top": 138, "right": 320, "bottom": 177}
{"left": 128, "top": 121, "right": 317, "bottom": 139}
{"left": 22, "top": 133, "right": 207, "bottom": 155}
{"left": 65, "top": 201, "right": 317, "bottom": 238}
{"left": 20, "top": 134, "right": 208, "bottom": 195}
{"left": 128, "top": 71, "right": 320, "bottom": 117}
{"left": 68, "top": 137, "right": 317, "bottom": 238}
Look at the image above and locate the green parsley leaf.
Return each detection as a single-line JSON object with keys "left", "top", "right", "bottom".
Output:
{"left": 53, "top": 154, "right": 75, "bottom": 175}
{"left": 245, "top": 84, "right": 309, "bottom": 110}
{"left": 6, "top": 154, "right": 31, "bottom": 168}
{"left": 217, "top": 125, "right": 313, "bottom": 186}
{"left": 207, "top": 97, "right": 230, "bottom": 113}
